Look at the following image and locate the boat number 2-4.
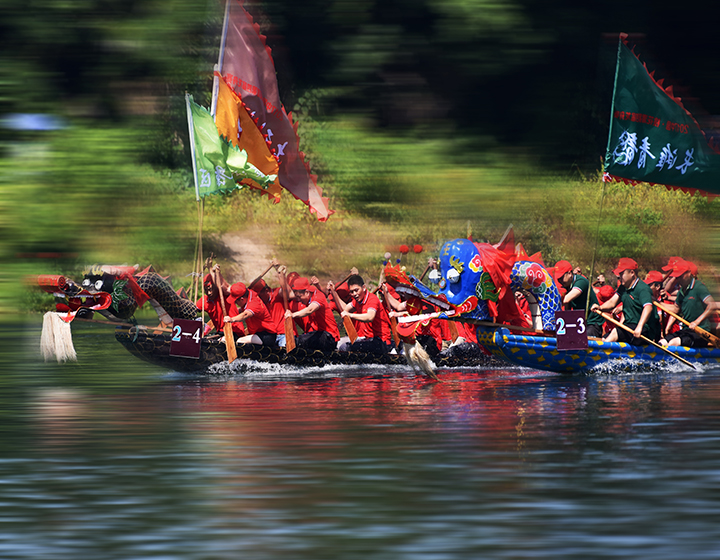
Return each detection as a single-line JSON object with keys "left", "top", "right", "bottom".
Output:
{"left": 169, "top": 318, "right": 204, "bottom": 359}
{"left": 554, "top": 310, "right": 589, "bottom": 350}
{"left": 172, "top": 324, "right": 201, "bottom": 344}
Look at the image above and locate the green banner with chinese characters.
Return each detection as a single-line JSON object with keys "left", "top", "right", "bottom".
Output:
{"left": 187, "top": 95, "right": 276, "bottom": 199}
{"left": 604, "top": 37, "right": 720, "bottom": 195}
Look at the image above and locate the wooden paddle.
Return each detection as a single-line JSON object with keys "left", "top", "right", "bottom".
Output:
{"left": 447, "top": 321, "right": 460, "bottom": 343}
{"left": 213, "top": 267, "right": 237, "bottom": 363}
{"left": 653, "top": 301, "right": 720, "bottom": 348}
{"left": 593, "top": 309, "right": 697, "bottom": 369}
{"left": 281, "top": 274, "right": 296, "bottom": 352}
{"left": 418, "top": 258, "right": 435, "bottom": 282}
{"left": 329, "top": 281, "right": 358, "bottom": 342}
{"left": 249, "top": 262, "right": 276, "bottom": 290}
{"left": 342, "top": 313, "right": 358, "bottom": 342}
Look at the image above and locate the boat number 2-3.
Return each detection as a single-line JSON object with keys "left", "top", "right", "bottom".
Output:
{"left": 554, "top": 310, "right": 589, "bottom": 350}
{"left": 556, "top": 317, "right": 585, "bottom": 335}
{"left": 169, "top": 318, "right": 203, "bottom": 359}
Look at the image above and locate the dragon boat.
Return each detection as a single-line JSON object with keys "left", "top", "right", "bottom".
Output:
{"left": 35, "top": 264, "right": 501, "bottom": 372}
{"left": 473, "top": 325, "right": 720, "bottom": 373}
{"left": 386, "top": 230, "right": 720, "bottom": 374}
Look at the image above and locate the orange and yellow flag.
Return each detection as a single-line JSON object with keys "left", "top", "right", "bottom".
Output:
{"left": 215, "top": 75, "right": 282, "bottom": 202}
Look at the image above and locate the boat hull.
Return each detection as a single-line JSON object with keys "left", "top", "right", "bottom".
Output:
{"left": 475, "top": 326, "right": 720, "bottom": 373}
{"left": 115, "top": 329, "right": 500, "bottom": 373}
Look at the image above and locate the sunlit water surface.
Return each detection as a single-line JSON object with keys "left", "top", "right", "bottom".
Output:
{"left": 2, "top": 320, "right": 720, "bottom": 559}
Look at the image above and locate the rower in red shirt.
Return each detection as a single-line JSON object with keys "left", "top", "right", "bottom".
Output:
{"left": 197, "top": 270, "right": 245, "bottom": 338}
{"left": 328, "top": 274, "right": 391, "bottom": 354}
{"left": 224, "top": 282, "right": 279, "bottom": 346}
{"left": 285, "top": 276, "right": 340, "bottom": 352}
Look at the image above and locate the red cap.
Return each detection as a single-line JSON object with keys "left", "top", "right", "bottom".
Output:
{"left": 553, "top": 260, "right": 572, "bottom": 280}
{"left": 669, "top": 259, "right": 692, "bottom": 278}
{"left": 286, "top": 272, "right": 300, "bottom": 288}
{"left": 292, "top": 277, "right": 311, "bottom": 291}
{"left": 686, "top": 260, "right": 698, "bottom": 276}
{"left": 249, "top": 278, "right": 268, "bottom": 293}
{"left": 662, "top": 256, "right": 682, "bottom": 272}
{"left": 227, "top": 282, "right": 247, "bottom": 303}
{"left": 597, "top": 285, "right": 616, "bottom": 303}
{"left": 645, "top": 270, "right": 664, "bottom": 284}
{"left": 612, "top": 257, "right": 638, "bottom": 276}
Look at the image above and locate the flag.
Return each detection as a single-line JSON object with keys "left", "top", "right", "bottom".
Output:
{"left": 218, "top": 0, "right": 332, "bottom": 220}
{"left": 215, "top": 75, "right": 282, "bottom": 202}
{"left": 186, "top": 94, "right": 276, "bottom": 199}
{"left": 604, "top": 34, "right": 720, "bottom": 196}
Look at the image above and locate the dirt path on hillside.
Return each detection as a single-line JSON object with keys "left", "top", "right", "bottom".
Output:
{"left": 220, "top": 232, "right": 275, "bottom": 282}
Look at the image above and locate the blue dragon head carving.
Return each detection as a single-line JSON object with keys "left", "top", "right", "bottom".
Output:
{"left": 437, "top": 238, "right": 483, "bottom": 306}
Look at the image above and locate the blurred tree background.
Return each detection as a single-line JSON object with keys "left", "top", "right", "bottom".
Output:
{"left": 3, "top": 0, "right": 720, "bottom": 313}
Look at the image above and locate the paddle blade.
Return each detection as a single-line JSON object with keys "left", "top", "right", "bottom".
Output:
{"left": 343, "top": 316, "right": 358, "bottom": 342}
{"left": 284, "top": 317, "right": 296, "bottom": 352}
{"left": 448, "top": 321, "right": 460, "bottom": 343}
{"left": 403, "top": 341, "right": 440, "bottom": 381}
{"left": 390, "top": 316, "right": 401, "bottom": 347}
{"left": 223, "top": 322, "right": 238, "bottom": 363}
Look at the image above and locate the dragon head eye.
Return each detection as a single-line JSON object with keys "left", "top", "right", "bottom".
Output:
{"left": 447, "top": 268, "right": 460, "bottom": 284}
{"left": 94, "top": 279, "right": 104, "bottom": 291}
{"left": 82, "top": 279, "right": 91, "bottom": 288}
{"left": 428, "top": 269, "right": 441, "bottom": 283}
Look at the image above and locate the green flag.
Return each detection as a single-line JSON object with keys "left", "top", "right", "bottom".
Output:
{"left": 604, "top": 35, "right": 720, "bottom": 195}
{"left": 186, "top": 94, "right": 276, "bottom": 199}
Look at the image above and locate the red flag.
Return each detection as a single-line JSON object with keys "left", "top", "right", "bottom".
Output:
{"left": 220, "top": 0, "right": 332, "bottom": 220}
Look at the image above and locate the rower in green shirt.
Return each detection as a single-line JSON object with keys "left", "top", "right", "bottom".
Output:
{"left": 553, "top": 260, "right": 604, "bottom": 338}
{"left": 660, "top": 259, "right": 716, "bottom": 348}
{"left": 591, "top": 257, "right": 661, "bottom": 344}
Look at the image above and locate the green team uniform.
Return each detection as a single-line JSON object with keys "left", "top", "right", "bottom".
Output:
{"left": 616, "top": 278, "right": 661, "bottom": 341}
{"left": 567, "top": 274, "right": 604, "bottom": 327}
{"left": 676, "top": 278, "right": 712, "bottom": 331}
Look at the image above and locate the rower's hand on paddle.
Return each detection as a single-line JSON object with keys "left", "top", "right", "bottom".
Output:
{"left": 350, "top": 267, "right": 358, "bottom": 275}
{"left": 633, "top": 325, "right": 642, "bottom": 338}
{"left": 327, "top": 280, "right": 335, "bottom": 292}
{"left": 340, "top": 310, "right": 350, "bottom": 318}
{"left": 284, "top": 309, "right": 293, "bottom": 319}
{"left": 689, "top": 321, "right": 698, "bottom": 330}
{"left": 270, "top": 258, "right": 279, "bottom": 269}
{"left": 310, "top": 275, "right": 320, "bottom": 286}
{"left": 223, "top": 316, "right": 232, "bottom": 323}
{"left": 277, "top": 265, "right": 287, "bottom": 275}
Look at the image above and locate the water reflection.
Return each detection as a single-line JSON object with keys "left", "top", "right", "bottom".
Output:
{"left": 3, "top": 321, "right": 720, "bottom": 558}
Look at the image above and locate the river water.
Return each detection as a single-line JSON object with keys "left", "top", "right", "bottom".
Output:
{"left": 2, "top": 319, "right": 720, "bottom": 559}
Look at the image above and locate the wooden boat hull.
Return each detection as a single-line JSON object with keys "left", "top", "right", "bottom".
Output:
{"left": 474, "top": 325, "right": 720, "bottom": 373}
{"left": 115, "top": 329, "right": 500, "bottom": 373}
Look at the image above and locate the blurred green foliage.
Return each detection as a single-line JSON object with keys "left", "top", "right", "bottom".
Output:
{"left": 3, "top": 0, "right": 720, "bottom": 320}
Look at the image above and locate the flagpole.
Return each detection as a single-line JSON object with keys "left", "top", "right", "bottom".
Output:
{"left": 211, "top": 0, "right": 231, "bottom": 118}
{"left": 185, "top": 93, "right": 201, "bottom": 202}
{"left": 586, "top": 34, "right": 623, "bottom": 321}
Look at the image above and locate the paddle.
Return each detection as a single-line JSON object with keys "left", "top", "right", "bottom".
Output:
{"left": 213, "top": 267, "right": 237, "bottom": 363}
{"left": 418, "top": 258, "right": 435, "bottom": 282}
{"left": 593, "top": 309, "right": 697, "bottom": 369}
{"left": 329, "top": 280, "right": 358, "bottom": 342}
{"left": 249, "top": 262, "right": 276, "bottom": 290}
{"left": 653, "top": 301, "right": 720, "bottom": 348}
{"left": 280, "top": 272, "right": 296, "bottom": 352}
